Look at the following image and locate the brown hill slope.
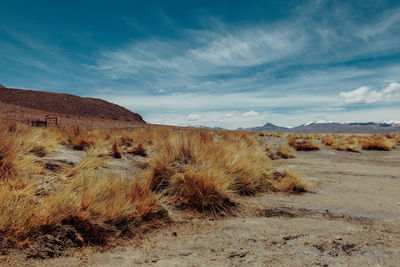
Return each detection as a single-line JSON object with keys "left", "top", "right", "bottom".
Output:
{"left": 0, "top": 87, "right": 145, "bottom": 123}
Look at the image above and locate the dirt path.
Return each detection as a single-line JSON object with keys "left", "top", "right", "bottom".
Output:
{"left": 3, "top": 145, "right": 400, "bottom": 266}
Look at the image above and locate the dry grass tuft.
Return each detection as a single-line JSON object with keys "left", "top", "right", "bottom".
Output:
{"left": 321, "top": 135, "right": 361, "bottom": 153}
{"left": 60, "top": 127, "right": 95, "bottom": 151}
{"left": 0, "top": 171, "right": 166, "bottom": 247}
{"left": 361, "top": 136, "right": 396, "bottom": 151}
{"left": 0, "top": 127, "right": 20, "bottom": 180}
{"left": 111, "top": 140, "right": 121, "bottom": 158}
{"left": 277, "top": 144, "right": 295, "bottom": 159}
{"left": 127, "top": 143, "right": 147, "bottom": 157}
{"left": 0, "top": 124, "right": 39, "bottom": 180}
{"left": 147, "top": 129, "right": 304, "bottom": 210}
{"left": 265, "top": 145, "right": 278, "bottom": 160}
{"left": 33, "top": 173, "right": 165, "bottom": 244}
{"left": 273, "top": 169, "right": 307, "bottom": 194}
{"left": 170, "top": 165, "right": 234, "bottom": 214}
{"left": 288, "top": 139, "right": 319, "bottom": 151}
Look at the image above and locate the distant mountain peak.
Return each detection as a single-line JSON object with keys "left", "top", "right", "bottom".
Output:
{"left": 263, "top": 122, "right": 278, "bottom": 127}
{"left": 245, "top": 120, "right": 400, "bottom": 134}
{"left": 303, "top": 120, "right": 337, "bottom": 126}
{"left": 381, "top": 120, "right": 400, "bottom": 125}
{"left": 0, "top": 84, "right": 6, "bottom": 89}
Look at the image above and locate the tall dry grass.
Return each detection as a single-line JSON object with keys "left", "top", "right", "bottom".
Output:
{"left": 147, "top": 129, "right": 306, "bottom": 211}
{"left": 288, "top": 138, "right": 319, "bottom": 151}
{"left": 360, "top": 136, "right": 397, "bottom": 151}
{"left": 320, "top": 134, "right": 397, "bottom": 152}
{"left": 0, "top": 124, "right": 307, "bottom": 252}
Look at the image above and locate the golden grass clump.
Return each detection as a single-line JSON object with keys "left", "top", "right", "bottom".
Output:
{"left": 288, "top": 138, "right": 319, "bottom": 151}
{"left": 170, "top": 165, "right": 234, "bottom": 214}
{"left": 277, "top": 144, "right": 295, "bottom": 159}
{"left": 361, "top": 136, "right": 397, "bottom": 151}
{"left": 33, "top": 173, "right": 164, "bottom": 244}
{"left": 0, "top": 127, "right": 20, "bottom": 180}
{"left": 0, "top": 124, "right": 40, "bottom": 180}
{"left": 321, "top": 136, "right": 334, "bottom": 146}
{"left": 273, "top": 169, "right": 307, "bottom": 194}
{"left": 0, "top": 170, "right": 165, "bottom": 246}
{"left": 321, "top": 135, "right": 361, "bottom": 153}
{"left": 265, "top": 144, "right": 278, "bottom": 160}
{"left": 0, "top": 179, "right": 37, "bottom": 239}
{"left": 59, "top": 126, "right": 96, "bottom": 151}
{"left": 147, "top": 129, "right": 305, "bottom": 212}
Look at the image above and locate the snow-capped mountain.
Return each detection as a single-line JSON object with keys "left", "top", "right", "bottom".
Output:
{"left": 303, "top": 120, "right": 338, "bottom": 126}
{"left": 245, "top": 121, "right": 400, "bottom": 134}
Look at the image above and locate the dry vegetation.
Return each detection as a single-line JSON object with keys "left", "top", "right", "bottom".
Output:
{"left": 319, "top": 134, "right": 398, "bottom": 152}
{"left": 288, "top": 138, "right": 320, "bottom": 151}
{"left": 0, "top": 124, "right": 307, "bottom": 257}
{"left": 277, "top": 144, "right": 295, "bottom": 159}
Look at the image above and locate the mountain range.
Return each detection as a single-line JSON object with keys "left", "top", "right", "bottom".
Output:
{"left": 245, "top": 120, "right": 400, "bottom": 134}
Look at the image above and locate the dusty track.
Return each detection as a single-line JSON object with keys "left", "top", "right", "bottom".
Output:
{"left": 2, "top": 139, "right": 399, "bottom": 266}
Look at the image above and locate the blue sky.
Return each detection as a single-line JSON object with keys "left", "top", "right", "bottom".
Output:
{"left": 1, "top": 0, "right": 399, "bottom": 129}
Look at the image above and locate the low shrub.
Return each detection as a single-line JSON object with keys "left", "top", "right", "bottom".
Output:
{"left": 288, "top": 139, "right": 319, "bottom": 151}
{"left": 277, "top": 144, "right": 295, "bottom": 159}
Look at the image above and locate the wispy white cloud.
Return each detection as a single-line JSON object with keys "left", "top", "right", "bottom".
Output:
{"left": 99, "top": 91, "right": 335, "bottom": 112}
{"left": 340, "top": 82, "right": 400, "bottom": 104}
{"left": 93, "top": 24, "right": 307, "bottom": 89}
{"left": 242, "top": 110, "right": 260, "bottom": 117}
{"left": 93, "top": 2, "right": 400, "bottom": 88}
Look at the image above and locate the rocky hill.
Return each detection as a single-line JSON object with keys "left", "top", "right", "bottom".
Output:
{"left": 0, "top": 86, "right": 145, "bottom": 123}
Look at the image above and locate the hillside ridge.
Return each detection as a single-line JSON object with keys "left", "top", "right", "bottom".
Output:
{"left": 0, "top": 86, "right": 145, "bottom": 123}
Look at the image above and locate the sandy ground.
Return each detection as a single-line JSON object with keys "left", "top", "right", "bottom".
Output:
{"left": 2, "top": 139, "right": 399, "bottom": 266}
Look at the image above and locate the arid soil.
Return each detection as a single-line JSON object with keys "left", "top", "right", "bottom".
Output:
{"left": 1, "top": 138, "right": 399, "bottom": 266}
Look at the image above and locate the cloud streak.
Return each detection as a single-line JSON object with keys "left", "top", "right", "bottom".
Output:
{"left": 340, "top": 83, "right": 400, "bottom": 104}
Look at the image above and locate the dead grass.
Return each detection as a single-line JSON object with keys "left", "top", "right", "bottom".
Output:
{"left": 0, "top": 126, "right": 20, "bottom": 180}
{"left": 110, "top": 140, "right": 122, "bottom": 158}
{"left": 59, "top": 126, "right": 96, "bottom": 151}
{"left": 360, "top": 136, "right": 396, "bottom": 151}
{"left": 300, "top": 133, "right": 398, "bottom": 152}
{"left": 277, "top": 144, "right": 295, "bottom": 159}
{"left": 170, "top": 165, "right": 234, "bottom": 214}
{"left": 127, "top": 143, "right": 147, "bottom": 157}
{"left": 147, "top": 129, "right": 305, "bottom": 208}
{"left": 0, "top": 124, "right": 308, "bottom": 255}
{"left": 0, "top": 124, "right": 41, "bottom": 180}
{"left": 33, "top": 173, "right": 165, "bottom": 243}
{"left": 288, "top": 139, "right": 319, "bottom": 151}
{"left": 0, "top": 172, "right": 165, "bottom": 247}
{"left": 273, "top": 169, "right": 307, "bottom": 194}
{"left": 321, "top": 135, "right": 361, "bottom": 153}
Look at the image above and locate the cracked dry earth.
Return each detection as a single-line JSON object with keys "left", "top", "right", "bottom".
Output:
{"left": 3, "top": 144, "right": 400, "bottom": 266}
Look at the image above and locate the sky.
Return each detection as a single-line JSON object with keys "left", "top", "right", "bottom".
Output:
{"left": 1, "top": 0, "right": 399, "bottom": 129}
